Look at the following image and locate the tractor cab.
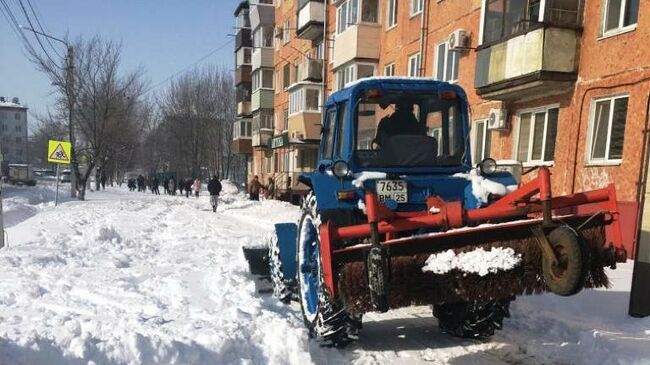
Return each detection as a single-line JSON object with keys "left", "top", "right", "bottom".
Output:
{"left": 303, "top": 78, "right": 516, "bottom": 212}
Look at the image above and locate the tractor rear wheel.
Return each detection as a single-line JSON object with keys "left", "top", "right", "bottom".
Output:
{"left": 542, "top": 225, "right": 588, "bottom": 296}
{"left": 433, "top": 299, "right": 512, "bottom": 339}
{"left": 297, "top": 193, "right": 359, "bottom": 347}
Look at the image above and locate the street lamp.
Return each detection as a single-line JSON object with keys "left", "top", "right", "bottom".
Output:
{"left": 20, "top": 26, "right": 77, "bottom": 198}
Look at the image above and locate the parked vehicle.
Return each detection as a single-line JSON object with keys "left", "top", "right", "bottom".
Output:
{"left": 60, "top": 169, "right": 71, "bottom": 183}
{"left": 7, "top": 164, "right": 36, "bottom": 186}
{"left": 34, "top": 169, "right": 57, "bottom": 181}
{"left": 244, "top": 78, "right": 627, "bottom": 347}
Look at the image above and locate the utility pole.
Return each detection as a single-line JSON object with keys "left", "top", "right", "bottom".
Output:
{"left": 66, "top": 45, "right": 77, "bottom": 198}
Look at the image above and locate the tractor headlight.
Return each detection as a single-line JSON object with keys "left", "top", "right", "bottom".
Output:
{"left": 332, "top": 160, "right": 350, "bottom": 178}
{"left": 479, "top": 158, "right": 498, "bottom": 176}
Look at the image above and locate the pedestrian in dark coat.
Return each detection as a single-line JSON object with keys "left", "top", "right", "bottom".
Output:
{"left": 207, "top": 175, "right": 222, "bottom": 212}
{"left": 184, "top": 178, "right": 192, "bottom": 198}
{"left": 169, "top": 178, "right": 176, "bottom": 195}
{"left": 151, "top": 176, "right": 160, "bottom": 195}
{"left": 100, "top": 172, "right": 107, "bottom": 190}
{"left": 248, "top": 175, "right": 262, "bottom": 201}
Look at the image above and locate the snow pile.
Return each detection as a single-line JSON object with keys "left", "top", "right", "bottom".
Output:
{"left": 454, "top": 169, "right": 510, "bottom": 204}
{"left": 2, "top": 183, "right": 67, "bottom": 228}
{"left": 352, "top": 171, "right": 387, "bottom": 188}
{"left": 220, "top": 179, "right": 239, "bottom": 195}
{"left": 422, "top": 247, "right": 522, "bottom": 276}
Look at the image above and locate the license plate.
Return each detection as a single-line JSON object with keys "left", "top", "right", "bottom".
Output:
{"left": 376, "top": 180, "right": 408, "bottom": 203}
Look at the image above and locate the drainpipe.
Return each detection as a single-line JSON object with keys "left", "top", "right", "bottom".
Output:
{"left": 418, "top": 0, "right": 430, "bottom": 77}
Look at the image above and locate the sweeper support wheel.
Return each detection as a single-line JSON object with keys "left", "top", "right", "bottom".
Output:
{"left": 433, "top": 299, "right": 512, "bottom": 339}
{"left": 541, "top": 225, "right": 588, "bottom": 296}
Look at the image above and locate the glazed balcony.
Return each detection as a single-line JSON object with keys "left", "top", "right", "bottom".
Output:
{"left": 297, "top": 58, "right": 323, "bottom": 82}
{"left": 237, "top": 101, "right": 252, "bottom": 117}
{"left": 250, "top": 2, "right": 274, "bottom": 30}
{"left": 332, "top": 24, "right": 381, "bottom": 69}
{"left": 235, "top": 65, "right": 252, "bottom": 86}
{"left": 251, "top": 89, "right": 274, "bottom": 112}
{"left": 296, "top": 0, "right": 325, "bottom": 40}
{"left": 252, "top": 128, "right": 273, "bottom": 148}
{"left": 287, "top": 83, "right": 322, "bottom": 141}
{"left": 235, "top": 28, "right": 252, "bottom": 51}
{"left": 474, "top": 26, "right": 579, "bottom": 102}
{"left": 252, "top": 47, "right": 274, "bottom": 71}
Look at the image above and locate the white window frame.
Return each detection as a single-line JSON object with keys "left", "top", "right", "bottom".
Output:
{"left": 336, "top": 0, "right": 379, "bottom": 35}
{"left": 410, "top": 0, "right": 424, "bottom": 16}
{"left": 434, "top": 41, "right": 459, "bottom": 83}
{"left": 472, "top": 119, "right": 491, "bottom": 164}
{"left": 335, "top": 62, "right": 376, "bottom": 90}
{"left": 252, "top": 68, "right": 274, "bottom": 91}
{"left": 585, "top": 94, "right": 629, "bottom": 166}
{"left": 601, "top": 0, "right": 638, "bottom": 37}
{"left": 408, "top": 52, "right": 421, "bottom": 77}
{"left": 288, "top": 85, "right": 323, "bottom": 116}
{"left": 386, "top": 0, "right": 398, "bottom": 29}
{"left": 384, "top": 63, "right": 395, "bottom": 76}
{"left": 283, "top": 19, "right": 291, "bottom": 44}
{"left": 513, "top": 104, "right": 560, "bottom": 167}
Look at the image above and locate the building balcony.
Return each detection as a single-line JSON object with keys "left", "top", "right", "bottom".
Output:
{"left": 332, "top": 24, "right": 381, "bottom": 69}
{"left": 250, "top": 2, "right": 274, "bottom": 30}
{"left": 297, "top": 58, "right": 323, "bottom": 82}
{"left": 235, "top": 65, "right": 252, "bottom": 86}
{"left": 252, "top": 47, "right": 274, "bottom": 71}
{"left": 296, "top": 0, "right": 325, "bottom": 40}
{"left": 236, "top": 47, "right": 252, "bottom": 67}
{"left": 288, "top": 112, "right": 321, "bottom": 141}
{"left": 237, "top": 101, "right": 252, "bottom": 116}
{"left": 474, "top": 26, "right": 579, "bottom": 102}
{"left": 231, "top": 138, "right": 252, "bottom": 155}
{"left": 287, "top": 83, "right": 322, "bottom": 141}
{"left": 236, "top": 83, "right": 251, "bottom": 103}
{"left": 251, "top": 88, "right": 274, "bottom": 112}
{"left": 235, "top": 28, "right": 252, "bottom": 51}
{"left": 252, "top": 128, "right": 273, "bottom": 148}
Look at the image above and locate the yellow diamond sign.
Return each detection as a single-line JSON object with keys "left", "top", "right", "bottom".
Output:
{"left": 48, "top": 140, "right": 72, "bottom": 164}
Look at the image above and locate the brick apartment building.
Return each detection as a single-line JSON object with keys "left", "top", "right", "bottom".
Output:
{"left": 233, "top": 0, "right": 648, "bottom": 255}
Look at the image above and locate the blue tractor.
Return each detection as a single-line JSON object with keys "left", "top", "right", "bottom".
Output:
{"left": 263, "top": 78, "right": 625, "bottom": 347}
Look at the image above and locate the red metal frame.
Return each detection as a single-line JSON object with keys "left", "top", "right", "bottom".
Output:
{"left": 318, "top": 167, "right": 625, "bottom": 297}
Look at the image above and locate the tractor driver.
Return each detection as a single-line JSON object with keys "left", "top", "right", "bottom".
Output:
{"left": 374, "top": 101, "right": 427, "bottom": 148}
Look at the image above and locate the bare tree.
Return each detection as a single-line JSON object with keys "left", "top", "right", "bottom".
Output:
{"left": 29, "top": 36, "right": 146, "bottom": 199}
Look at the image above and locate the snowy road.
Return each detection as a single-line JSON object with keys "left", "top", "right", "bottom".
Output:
{"left": 0, "top": 184, "right": 648, "bottom": 365}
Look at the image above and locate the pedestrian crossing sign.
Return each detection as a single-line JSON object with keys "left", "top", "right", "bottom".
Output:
{"left": 48, "top": 140, "right": 72, "bottom": 164}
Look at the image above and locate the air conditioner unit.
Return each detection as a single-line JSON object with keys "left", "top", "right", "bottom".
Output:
{"left": 274, "top": 27, "right": 284, "bottom": 39}
{"left": 448, "top": 29, "right": 470, "bottom": 51}
{"left": 487, "top": 108, "right": 508, "bottom": 130}
{"left": 293, "top": 132, "right": 304, "bottom": 140}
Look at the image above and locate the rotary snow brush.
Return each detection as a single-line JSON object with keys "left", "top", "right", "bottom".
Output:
{"left": 318, "top": 167, "right": 627, "bottom": 315}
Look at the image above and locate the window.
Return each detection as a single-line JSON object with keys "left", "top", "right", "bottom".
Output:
{"left": 15, "top": 125, "right": 21, "bottom": 133}
{"left": 289, "top": 87, "right": 322, "bottom": 115}
{"left": 602, "top": 0, "right": 639, "bottom": 36}
{"left": 587, "top": 95, "right": 628, "bottom": 163}
{"left": 253, "top": 69, "right": 274, "bottom": 90}
{"left": 234, "top": 119, "right": 252, "bottom": 138}
{"left": 283, "top": 109, "right": 289, "bottom": 131}
{"left": 15, "top": 137, "right": 21, "bottom": 143}
{"left": 408, "top": 53, "right": 421, "bottom": 77}
{"left": 337, "top": 0, "right": 349, "bottom": 33}
{"left": 253, "top": 110, "right": 274, "bottom": 130}
{"left": 515, "top": 106, "right": 559, "bottom": 164}
{"left": 313, "top": 41, "right": 324, "bottom": 60}
{"left": 306, "top": 89, "right": 320, "bottom": 111}
{"left": 322, "top": 108, "right": 337, "bottom": 159}
{"left": 384, "top": 63, "right": 395, "bottom": 76}
{"left": 253, "top": 26, "right": 274, "bottom": 48}
{"left": 243, "top": 48, "right": 251, "bottom": 64}
{"left": 435, "top": 42, "right": 459, "bottom": 82}
{"left": 336, "top": 0, "right": 379, "bottom": 34}
{"left": 283, "top": 64, "right": 291, "bottom": 89}
{"left": 236, "top": 9, "right": 251, "bottom": 29}
{"left": 336, "top": 63, "right": 375, "bottom": 90}
{"left": 387, "top": 0, "right": 398, "bottom": 28}
{"left": 482, "top": 0, "right": 541, "bottom": 44}
{"left": 410, "top": 0, "right": 424, "bottom": 15}
{"left": 357, "top": 64, "right": 375, "bottom": 79}
{"left": 15, "top": 113, "right": 20, "bottom": 120}
{"left": 473, "top": 120, "right": 491, "bottom": 163}
{"left": 283, "top": 19, "right": 291, "bottom": 43}
{"left": 362, "top": 0, "right": 379, "bottom": 22}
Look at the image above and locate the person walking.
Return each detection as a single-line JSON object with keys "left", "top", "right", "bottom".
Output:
{"left": 207, "top": 175, "right": 222, "bottom": 212}
{"left": 184, "top": 178, "right": 192, "bottom": 198}
{"left": 265, "top": 177, "right": 275, "bottom": 200}
{"left": 100, "top": 172, "right": 107, "bottom": 190}
{"left": 193, "top": 177, "right": 201, "bottom": 198}
{"left": 152, "top": 176, "right": 160, "bottom": 195}
{"left": 248, "top": 175, "right": 262, "bottom": 201}
{"left": 169, "top": 177, "right": 176, "bottom": 196}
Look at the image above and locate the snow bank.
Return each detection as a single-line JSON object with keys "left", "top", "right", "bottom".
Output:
{"left": 2, "top": 182, "right": 70, "bottom": 228}
{"left": 422, "top": 247, "right": 522, "bottom": 276}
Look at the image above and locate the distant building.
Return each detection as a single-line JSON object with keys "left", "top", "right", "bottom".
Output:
{"left": 0, "top": 97, "right": 29, "bottom": 170}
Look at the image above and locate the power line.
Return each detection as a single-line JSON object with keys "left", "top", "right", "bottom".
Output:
{"left": 25, "top": 0, "right": 63, "bottom": 58}
{"left": 0, "top": 0, "right": 38, "bottom": 56}
{"left": 143, "top": 38, "right": 234, "bottom": 95}
{"left": 16, "top": 0, "right": 61, "bottom": 66}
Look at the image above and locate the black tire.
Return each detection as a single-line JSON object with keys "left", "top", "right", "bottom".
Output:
{"left": 433, "top": 299, "right": 512, "bottom": 339}
{"left": 297, "top": 192, "right": 359, "bottom": 347}
{"left": 269, "top": 234, "right": 295, "bottom": 304}
{"left": 542, "top": 225, "right": 588, "bottom": 296}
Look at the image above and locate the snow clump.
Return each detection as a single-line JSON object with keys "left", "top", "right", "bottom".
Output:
{"left": 422, "top": 247, "right": 522, "bottom": 276}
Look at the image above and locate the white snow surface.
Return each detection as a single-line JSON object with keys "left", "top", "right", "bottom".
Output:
{"left": 422, "top": 247, "right": 522, "bottom": 276}
{"left": 0, "top": 184, "right": 649, "bottom": 365}
{"left": 454, "top": 169, "right": 508, "bottom": 204}
{"left": 351, "top": 172, "right": 387, "bottom": 188}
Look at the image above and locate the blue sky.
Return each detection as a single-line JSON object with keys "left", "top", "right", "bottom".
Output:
{"left": 0, "top": 0, "right": 239, "bottom": 125}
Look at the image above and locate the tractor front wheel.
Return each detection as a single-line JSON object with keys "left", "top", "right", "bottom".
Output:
{"left": 542, "top": 225, "right": 588, "bottom": 296}
{"left": 297, "top": 193, "right": 359, "bottom": 347}
{"left": 433, "top": 299, "right": 512, "bottom": 339}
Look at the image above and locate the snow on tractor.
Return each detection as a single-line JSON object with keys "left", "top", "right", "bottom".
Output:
{"left": 249, "top": 78, "right": 628, "bottom": 347}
